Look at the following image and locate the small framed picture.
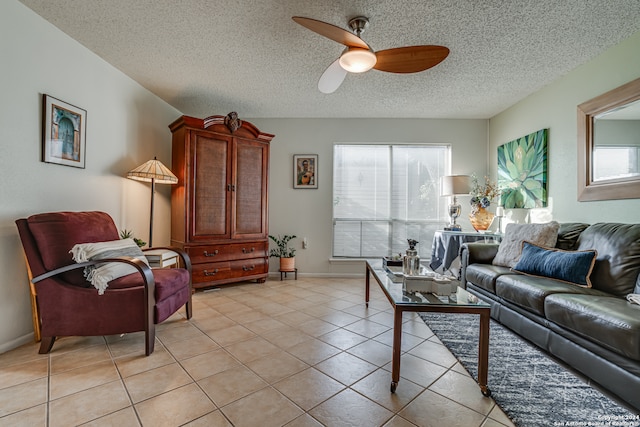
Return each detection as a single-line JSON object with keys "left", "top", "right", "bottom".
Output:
{"left": 42, "top": 94, "right": 87, "bottom": 168}
{"left": 293, "top": 154, "right": 318, "bottom": 189}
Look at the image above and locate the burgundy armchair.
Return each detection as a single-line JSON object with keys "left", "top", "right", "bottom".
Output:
{"left": 15, "top": 211, "right": 192, "bottom": 355}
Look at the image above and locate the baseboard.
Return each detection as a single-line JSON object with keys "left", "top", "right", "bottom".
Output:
{"left": 0, "top": 332, "right": 35, "bottom": 355}
{"left": 267, "top": 272, "right": 363, "bottom": 279}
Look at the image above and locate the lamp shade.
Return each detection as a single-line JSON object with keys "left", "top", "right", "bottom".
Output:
{"left": 126, "top": 157, "right": 177, "bottom": 184}
{"left": 339, "top": 48, "right": 377, "bottom": 73}
{"left": 440, "top": 175, "right": 471, "bottom": 196}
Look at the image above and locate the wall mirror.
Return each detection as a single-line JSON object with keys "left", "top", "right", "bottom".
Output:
{"left": 578, "top": 77, "right": 640, "bottom": 201}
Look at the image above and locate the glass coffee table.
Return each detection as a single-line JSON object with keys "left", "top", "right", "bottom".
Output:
{"left": 365, "top": 259, "right": 492, "bottom": 396}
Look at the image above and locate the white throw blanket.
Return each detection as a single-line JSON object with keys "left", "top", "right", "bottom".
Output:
{"left": 70, "top": 238, "right": 149, "bottom": 295}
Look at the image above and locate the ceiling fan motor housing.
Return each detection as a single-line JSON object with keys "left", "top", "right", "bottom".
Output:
{"left": 348, "top": 16, "right": 370, "bottom": 37}
{"left": 339, "top": 16, "right": 377, "bottom": 72}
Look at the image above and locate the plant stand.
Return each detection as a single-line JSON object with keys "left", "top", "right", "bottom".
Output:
{"left": 280, "top": 268, "right": 298, "bottom": 281}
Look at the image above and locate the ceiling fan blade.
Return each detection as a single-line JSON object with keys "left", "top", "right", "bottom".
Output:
{"left": 293, "top": 16, "right": 369, "bottom": 49}
{"left": 373, "top": 45, "right": 450, "bottom": 73}
{"left": 318, "top": 58, "right": 348, "bottom": 94}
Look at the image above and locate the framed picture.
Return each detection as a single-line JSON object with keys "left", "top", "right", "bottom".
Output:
{"left": 497, "top": 128, "right": 548, "bottom": 208}
{"left": 42, "top": 94, "right": 87, "bottom": 168}
{"left": 293, "top": 154, "right": 318, "bottom": 189}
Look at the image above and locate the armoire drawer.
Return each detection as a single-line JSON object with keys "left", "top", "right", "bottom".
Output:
{"left": 191, "top": 257, "right": 268, "bottom": 284}
{"left": 187, "top": 241, "right": 267, "bottom": 264}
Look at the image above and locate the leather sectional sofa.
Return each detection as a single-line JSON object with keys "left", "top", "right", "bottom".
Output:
{"left": 460, "top": 222, "right": 640, "bottom": 413}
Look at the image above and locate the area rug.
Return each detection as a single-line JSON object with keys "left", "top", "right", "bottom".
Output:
{"left": 419, "top": 313, "right": 640, "bottom": 427}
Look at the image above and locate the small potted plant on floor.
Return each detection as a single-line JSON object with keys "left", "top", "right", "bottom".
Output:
{"left": 268, "top": 234, "right": 297, "bottom": 271}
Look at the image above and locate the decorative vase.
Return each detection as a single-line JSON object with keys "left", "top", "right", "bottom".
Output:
{"left": 469, "top": 207, "right": 495, "bottom": 232}
{"left": 279, "top": 257, "right": 295, "bottom": 272}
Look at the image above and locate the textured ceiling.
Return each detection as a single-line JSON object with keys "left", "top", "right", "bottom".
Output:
{"left": 19, "top": 0, "right": 640, "bottom": 119}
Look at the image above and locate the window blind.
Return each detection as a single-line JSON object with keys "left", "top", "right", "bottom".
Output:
{"left": 333, "top": 144, "right": 450, "bottom": 258}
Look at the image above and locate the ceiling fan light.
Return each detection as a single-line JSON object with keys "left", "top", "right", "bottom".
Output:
{"left": 339, "top": 48, "right": 377, "bottom": 73}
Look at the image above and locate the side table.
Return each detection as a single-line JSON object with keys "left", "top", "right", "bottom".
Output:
{"left": 430, "top": 231, "right": 501, "bottom": 276}
{"left": 144, "top": 249, "right": 179, "bottom": 268}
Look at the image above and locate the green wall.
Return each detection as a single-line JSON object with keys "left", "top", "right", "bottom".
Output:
{"left": 489, "top": 30, "right": 640, "bottom": 223}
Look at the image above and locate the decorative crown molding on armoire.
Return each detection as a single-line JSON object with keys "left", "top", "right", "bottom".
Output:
{"left": 169, "top": 112, "right": 274, "bottom": 289}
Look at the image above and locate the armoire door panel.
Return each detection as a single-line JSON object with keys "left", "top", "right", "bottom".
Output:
{"left": 234, "top": 140, "right": 267, "bottom": 237}
{"left": 192, "top": 133, "right": 230, "bottom": 239}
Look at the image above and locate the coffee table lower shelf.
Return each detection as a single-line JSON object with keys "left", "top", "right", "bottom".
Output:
{"left": 365, "top": 260, "right": 491, "bottom": 397}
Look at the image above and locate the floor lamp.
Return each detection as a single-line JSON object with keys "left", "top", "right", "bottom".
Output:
{"left": 126, "top": 157, "right": 178, "bottom": 248}
{"left": 440, "top": 175, "right": 471, "bottom": 231}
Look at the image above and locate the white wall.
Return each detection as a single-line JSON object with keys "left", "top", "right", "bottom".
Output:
{"left": 489, "top": 30, "right": 640, "bottom": 224}
{"left": 0, "top": 1, "right": 180, "bottom": 352}
{"left": 249, "top": 118, "right": 488, "bottom": 276}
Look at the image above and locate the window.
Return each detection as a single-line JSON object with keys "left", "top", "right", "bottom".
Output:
{"left": 593, "top": 146, "right": 640, "bottom": 181}
{"left": 333, "top": 144, "right": 450, "bottom": 258}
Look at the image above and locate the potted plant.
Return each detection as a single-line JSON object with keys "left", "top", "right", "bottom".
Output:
{"left": 268, "top": 234, "right": 297, "bottom": 271}
{"left": 120, "top": 229, "right": 147, "bottom": 248}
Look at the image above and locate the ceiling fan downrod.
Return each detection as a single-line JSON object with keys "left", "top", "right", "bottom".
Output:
{"left": 348, "top": 16, "right": 369, "bottom": 37}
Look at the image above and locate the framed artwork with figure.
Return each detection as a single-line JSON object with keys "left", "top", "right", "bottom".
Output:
{"left": 293, "top": 154, "right": 318, "bottom": 189}
{"left": 42, "top": 94, "right": 87, "bottom": 168}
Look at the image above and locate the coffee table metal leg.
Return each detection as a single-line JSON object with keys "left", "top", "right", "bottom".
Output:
{"left": 478, "top": 310, "right": 491, "bottom": 397}
{"left": 365, "top": 265, "right": 370, "bottom": 308}
{"left": 390, "top": 307, "right": 403, "bottom": 393}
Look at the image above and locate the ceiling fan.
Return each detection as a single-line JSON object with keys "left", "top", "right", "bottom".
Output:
{"left": 292, "top": 16, "right": 450, "bottom": 94}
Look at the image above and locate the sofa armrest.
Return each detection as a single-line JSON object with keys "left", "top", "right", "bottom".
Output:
{"left": 460, "top": 242, "right": 500, "bottom": 288}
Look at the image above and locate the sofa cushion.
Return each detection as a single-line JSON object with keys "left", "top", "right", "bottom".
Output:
{"left": 555, "top": 223, "right": 590, "bottom": 251}
{"left": 545, "top": 294, "right": 640, "bottom": 361}
{"left": 465, "top": 264, "right": 513, "bottom": 293}
{"left": 495, "top": 274, "right": 608, "bottom": 316}
{"left": 27, "top": 211, "right": 120, "bottom": 286}
{"left": 512, "top": 242, "right": 597, "bottom": 288}
{"left": 109, "top": 268, "right": 190, "bottom": 301}
{"left": 577, "top": 223, "right": 640, "bottom": 297}
{"left": 493, "top": 222, "right": 559, "bottom": 268}
{"left": 106, "top": 268, "right": 191, "bottom": 324}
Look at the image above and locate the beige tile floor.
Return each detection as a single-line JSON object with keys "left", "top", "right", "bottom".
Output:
{"left": 0, "top": 277, "right": 516, "bottom": 427}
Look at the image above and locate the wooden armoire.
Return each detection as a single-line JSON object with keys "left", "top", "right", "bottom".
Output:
{"left": 169, "top": 113, "right": 273, "bottom": 289}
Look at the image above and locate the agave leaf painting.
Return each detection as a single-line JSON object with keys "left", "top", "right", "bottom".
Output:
{"left": 497, "top": 129, "right": 548, "bottom": 208}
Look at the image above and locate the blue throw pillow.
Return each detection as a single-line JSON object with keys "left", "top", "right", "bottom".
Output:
{"left": 512, "top": 241, "right": 597, "bottom": 287}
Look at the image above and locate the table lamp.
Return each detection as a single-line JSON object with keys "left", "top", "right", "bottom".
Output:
{"left": 440, "top": 175, "right": 471, "bottom": 231}
{"left": 126, "top": 157, "right": 178, "bottom": 248}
